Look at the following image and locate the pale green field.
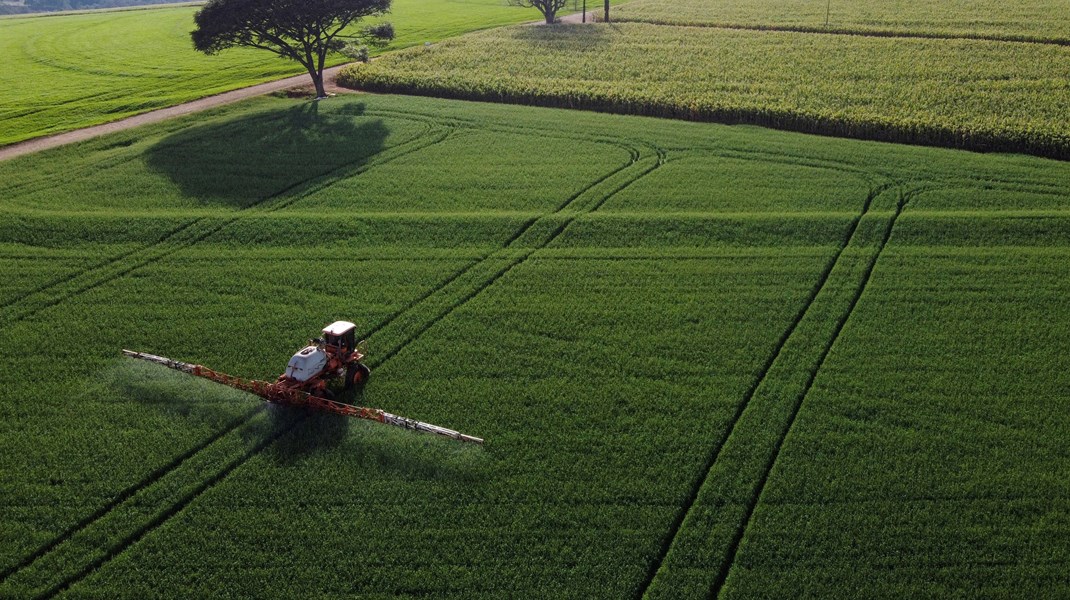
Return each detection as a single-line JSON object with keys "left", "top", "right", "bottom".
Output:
{"left": 0, "top": 0, "right": 554, "bottom": 145}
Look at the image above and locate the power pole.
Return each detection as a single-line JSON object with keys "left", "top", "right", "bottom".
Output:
{"left": 582, "top": 0, "right": 586, "bottom": 23}
{"left": 604, "top": 0, "right": 609, "bottom": 22}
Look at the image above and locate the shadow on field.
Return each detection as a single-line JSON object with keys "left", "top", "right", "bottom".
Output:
{"left": 264, "top": 388, "right": 362, "bottom": 464}
{"left": 509, "top": 21, "right": 615, "bottom": 50}
{"left": 113, "top": 361, "right": 488, "bottom": 482}
{"left": 112, "top": 358, "right": 257, "bottom": 424}
{"left": 266, "top": 389, "right": 490, "bottom": 483}
{"left": 146, "top": 100, "right": 388, "bottom": 208}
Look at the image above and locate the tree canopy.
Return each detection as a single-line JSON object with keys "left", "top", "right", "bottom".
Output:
{"left": 192, "top": 0, "right": 394, "bottom": 98}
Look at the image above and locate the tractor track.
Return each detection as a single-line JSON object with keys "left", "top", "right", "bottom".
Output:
{"left": 353, "top": 133, "right": 647, "bottom": 353}
{"left": 0, "top": 405, "right": 260, "bottom": 584}
{"left": 0, "top": 117, "right": 455, "bottom": 594}
{"left": 0, "top": 118, "right": 449, "bottom": 331}
{"left": 386, "top": 143, "right": 669, "bottom": 366}
{"left": 634, "top": 179, "right": 898, "bottom": 600}
{"left": 708, "top": 186, "right": 927, "bottom": 599}
{"left": 53, "top": 142, "right": 663, "bottom": 596}
{"left": 5, "top": 126, "right": 657, "bottom": 598}
{"left": 37, "top": 410, "right": 298, "bottom": 600}
{"left": 0, "top": 218, "right": 200, "bottom": 313}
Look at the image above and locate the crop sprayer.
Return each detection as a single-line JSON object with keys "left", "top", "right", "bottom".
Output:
{"left": 122, "top": 321, "right": 483, "bottom": 445}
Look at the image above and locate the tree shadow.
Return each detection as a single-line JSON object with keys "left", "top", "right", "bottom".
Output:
{"left": 145, "top": 100, "right": 389, "bottom": 208}
{"left": 508, "top": 20, "right": 616, "bottom": 50}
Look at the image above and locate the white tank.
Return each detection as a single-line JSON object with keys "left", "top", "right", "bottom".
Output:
{"left": 284, "top": 345, "right": 328, "bottom": 382}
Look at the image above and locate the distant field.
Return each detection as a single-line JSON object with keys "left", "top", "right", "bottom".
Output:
{"left": 0, "top": 93, "right": 1067, "bottom": 597}
{"left": 0, "top": 0, "right": 553, "bottom": 146}
{"left": 613, "top": 0, "right": 1070, "bottom": 43}
{"left": 339, "top": 5, "right": 1070, "bottom": 158}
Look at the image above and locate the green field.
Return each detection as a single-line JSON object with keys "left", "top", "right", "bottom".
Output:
{"left": 339, "top": 11, "right": 1070, "bottom": 158}
{"left": 0, "top": 0, "right": 555, "bottom": 146}
{"left": 1, "top": 93, "right": 1068, "bottom": 597}
{"left": 613, "top": 0, "right": 1070, "bottom": 43}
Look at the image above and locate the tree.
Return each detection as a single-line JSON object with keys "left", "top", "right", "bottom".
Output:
{"left": 192, "top": 0, "right": 395, "bottom": 99}
{"left": 509, "top": 0, "right": 569, "bottom": 24}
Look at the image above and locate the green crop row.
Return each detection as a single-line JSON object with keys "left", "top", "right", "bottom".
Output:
{"left": 611, "top": 0, "right": 1070, "bottom": 45}
{"left": 338, "top": 24, "right": 1070, "bottom": 159}
{"left": 719, "top": 244, "right": 1070, "bottom": 598}
{"left": 2, "top": 94, "right": 1070, "bottom": 597}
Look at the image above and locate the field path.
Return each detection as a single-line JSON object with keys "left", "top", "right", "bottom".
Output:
{"left": 0, "top": 65, "right": 355, "bottom": 163}
{"left": 0, "top": 6, "right": 605, "bottom": 163}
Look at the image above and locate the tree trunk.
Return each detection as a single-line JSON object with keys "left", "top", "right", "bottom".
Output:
{"left": 310, "top": 69, "right": 327, "bottom": 99}
{"left": 545, "top": 9, "right": 555, "bottom": 24}
{"left": 603, "top": 0, "right": 609, "bottom": 22}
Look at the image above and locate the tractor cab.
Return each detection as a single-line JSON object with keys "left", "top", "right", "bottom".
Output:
{"left": 322, "top": 321, "right": 357, "bottom": 353}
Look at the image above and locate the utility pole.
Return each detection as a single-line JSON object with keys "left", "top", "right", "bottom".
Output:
{"left": 604, "top": 0, "right": 609, "bottom": 22}
{"left": 582, "top": 0, "right": 586, "bottom": 23}
{"left": 825, "top": 0, "right": 831, "bottom": 27}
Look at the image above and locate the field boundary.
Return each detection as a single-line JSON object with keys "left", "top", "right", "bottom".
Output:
{"left": 635, "top": 179, "right": 897, "bottom": 599}
{"left": 610, "top": 17, "right": 1070, "bottom": 47}
{"left": 341, "top": 78, "right": 1070, "bottom": 161}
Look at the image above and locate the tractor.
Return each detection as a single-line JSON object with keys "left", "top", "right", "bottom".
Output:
{"left": 122, "top": 320, "right": 483, "bottom": 444}
{"left": 277, "top": 321, "right": 370, "bottom": 401}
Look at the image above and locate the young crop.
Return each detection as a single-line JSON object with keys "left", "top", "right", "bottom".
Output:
{"left": 1, "top": 94, "right": 1069, "bottom": 597}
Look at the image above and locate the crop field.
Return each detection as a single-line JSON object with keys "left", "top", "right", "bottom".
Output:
{"left": 0, "top": 0, "right": 557, "bottom": 146}
{"left": 338, "top": 8, "right": 1070, "bottom": 159}
{"left": 612, "top": 0, "right": 1070, "bottom": 43}
{"left": 1, "top": 93, "right": 1068, "bottom": 597}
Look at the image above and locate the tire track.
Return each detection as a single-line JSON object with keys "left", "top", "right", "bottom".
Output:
{"left": 709, "top": 186, "right": 925, "bottom": 599}
{"left": 34, "top": 137, "right": 661, "bottom": 600}
{"left": 635, "top": 180, "right": 898, "bottom": 600}
{"left": 37, "top": 412, "right": 299, "bottom": 600}
{"left": 0, "top": 119, "right": 454, "bottom": 590}
{"left": 0, "top": 118, "right": 448, "bottom": 330}
{"left": 0, "top": 218, "right": 199, "bottom": 313}
{"left": 0, "top": 405, "right": 259, "bottom": 584}
{"left": 2, "top": 126, "right": 651, "bottom": 598}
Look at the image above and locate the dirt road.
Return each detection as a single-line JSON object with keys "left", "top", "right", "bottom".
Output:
{"left": 0, "top": 11, "right": 603, "bottom": 163}
{"left": 0, "top": 65, "right": 354, "bottom": 162}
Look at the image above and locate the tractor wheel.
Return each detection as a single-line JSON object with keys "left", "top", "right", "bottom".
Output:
{"left": 345, "top": 363, "right": 371, "bottom": 390}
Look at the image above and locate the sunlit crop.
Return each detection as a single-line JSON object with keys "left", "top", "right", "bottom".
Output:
{"left": 1, "top": 94, "right": 1068, "bottom": 598}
